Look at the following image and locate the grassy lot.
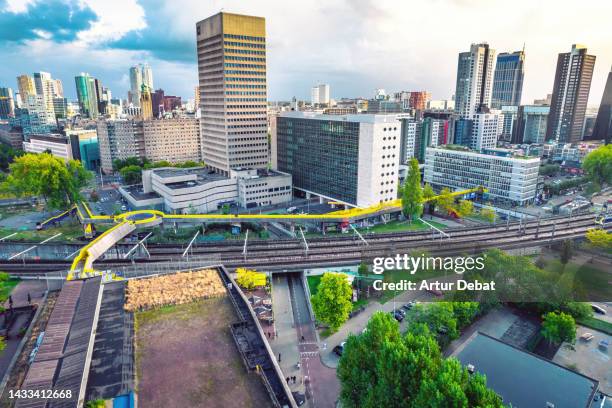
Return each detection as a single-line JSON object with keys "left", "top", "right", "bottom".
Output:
{"left": 577, "top": 317, "right": 612, "bottom": 336}
{"left": 543, "top": 259, "right": 612, "bottom": 301}
{"left": 360, "top": 218, "right": 447, "bottom": 234}
{"left": 135, "top": 297, "right": 273, "bottom": 408}
{"left": 0, "top": 221, "right": 106, "bottom": 243}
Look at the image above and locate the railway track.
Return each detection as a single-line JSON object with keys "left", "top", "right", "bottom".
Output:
{"left": 0, "top": 213, "right": 605, "bottom": 276}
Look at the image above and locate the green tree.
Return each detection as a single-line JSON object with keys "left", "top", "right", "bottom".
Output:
{"left": 311, "top": 272, "right": 353, "bottom": 331}
{"left": 422, "top": 183, "right": 436, "bottom": 214}
{"left": 357, "top": 262, "right": 368, "bottom": 276}
{"left": 541, "top": 312, "right": 576, "bottom": 345}
{"left": 402, "top": 158, "right": 423, "bottom": 221}
{"left": 582, "top": 144, "right": 612, "bottom": 187}
{"left": 413, "top": 302, "right": 459, "bottom": 339}
{"left": 337, "top": 312, "right": 503, "bottom": 408}
{"left": 559, "top": 239, "right": 573, "bottom": 267}
{"left": 113, "top": 156, "right": 142, "bottom": 171}
{"left": 119, "top": 165, "right": 142, "bottom": 184}
{"left": 585, "top": 228, "right": 612, "bottom": 250}
{"left": 436, "top": 187, "right": 454, "bottom": 213}
{"left": 480, "top": 207, "right": 496, "bottom": 223}
{"left": 457, "top": 200, "right": 474, "bottom": 217}
{"left": 539, "top": 163, "right": 560, "bottom": 177}
{"left": 2, "top": 153, "right": 91, "bottom": 209}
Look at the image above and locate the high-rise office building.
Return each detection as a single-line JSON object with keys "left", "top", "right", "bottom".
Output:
{"left": 546, "top": 44, "right": 596, "bottom": 143}
{"left": 499, "top": 105, "right": 518, "bottom": 142}
{"left": 13, "top": 94, "right": 56, "bottom": 135}
{"left": 491, "top": 51, "right": 525, "bottom": 109}
{"left": 513, "top": 105, "right": 549, "bottom": 144}
{"left": 140, "top": 85, "right": 153, "bottom": 120}
{"left": 276, "top": 112, "right": 400, "bottom": 207}
{"left": 408, "top": 91, "right": 431, "bottom": 111}
{"left": 129, "top": 64, "right": 154, "bottom": 107}
{"left": 0, "top": 87, "right": 15, "bottom": 119}
{"left": 16, "top": 75, "right": 36, "bottom": 100}
{"left": 591, "top": 66, "right": 612, "bottom": 144}
{"left": 311, "top": 84, "right": 330, "bottom": 105}
{"left": 470, "top": 112, "right": 502, "bottom": 150}
{"left": 33, "top": 72, "right": 60, "bottom": 115}
{"left": 96, "top": 119, "right": 145, "bottom": 173}
{"left": 75, "top": 73, "right": 99, "bottom": 118}
{"left": 196, "top": 12, "right": 268, "bottom": 174}
{"left": 454, "top": 43, "right": 496, "bottom": 119}
{"left": 143, "top": 118, "right": 201, "bottom": 163}
{"left": 142, "top": 63, "right": 154, "bottom": 90}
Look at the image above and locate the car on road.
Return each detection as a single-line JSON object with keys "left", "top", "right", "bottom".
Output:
{"left": 592, "top": 304, "right": 606, "bottom": 315}
{"left": 333, "top": 341, "right": 346, "bottom": 356}
{"left": 580, "top": 332, "right": 594, "bottom": 341}
{"left": 390, "top": 310, "right": 404, "bottom": 322}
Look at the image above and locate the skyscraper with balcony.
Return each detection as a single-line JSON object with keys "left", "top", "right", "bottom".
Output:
{"left": 546, "top": 44, "right": 596, "bottom": 143}
{"left": 196, "top": 12, "right": 268, "bottom": 174}
{"left": 491, "top": 50, "right": 525, "bottom": 109}
{"left": 591, "top": 66, "right": 612, "bottom": 144}
{"left": 454, "top": 43, "right": 496, "bottom": 119}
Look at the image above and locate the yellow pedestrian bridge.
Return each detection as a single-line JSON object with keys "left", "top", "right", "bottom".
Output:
{"left": 67, "top": 187, "right": 487, "bottom": 279}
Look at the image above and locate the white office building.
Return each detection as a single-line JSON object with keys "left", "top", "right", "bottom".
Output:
{"left": 471, "top": 111, "right": 502, "bottom": 151}
{"left": 424, "top": 146, "right": 540, "bottom": 205}
{"left": 276, "top": 112, "right": 401, "bottom": 207}
{"left": 120, "top": 167, "right": 292, "bottom": 213}
{"left": 311, "top": 84, "right": 330, "bottom": 106}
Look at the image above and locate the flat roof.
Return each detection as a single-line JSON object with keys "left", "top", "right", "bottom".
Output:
{"left": 279, "top": 110, "right": 400, "bottom": 123}
{"left": 453, "top": 332, "right": 598, "bottom": 408}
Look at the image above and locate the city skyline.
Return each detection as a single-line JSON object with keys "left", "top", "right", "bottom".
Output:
{"left": 0, "top": 0, "right": 611, "bottom": 105}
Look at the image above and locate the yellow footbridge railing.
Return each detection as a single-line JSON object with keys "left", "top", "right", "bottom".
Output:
{"left": 67, "top": 186, "right": 486, "bottom": 279}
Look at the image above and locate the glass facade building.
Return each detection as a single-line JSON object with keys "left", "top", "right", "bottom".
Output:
{"left": 491, "top": 51, "right": 525, "bottom": 109}
{"left": 277, "top": 116, "right": 360, "bottom": 204}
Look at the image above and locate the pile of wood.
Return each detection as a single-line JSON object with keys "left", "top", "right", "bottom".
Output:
{"left": 124, "top": 269, "right": 226, "bottom": 311}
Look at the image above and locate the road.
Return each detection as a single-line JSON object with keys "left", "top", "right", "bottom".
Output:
{"left": 271, "top": 274, "right": 339, "bottom": 408}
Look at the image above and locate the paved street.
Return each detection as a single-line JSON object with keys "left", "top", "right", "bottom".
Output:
{"left": 270, "top": 274, "right": 339, "bottom": 408}
{"left": 320, "top": 290, "right": 435, "bottom": 368}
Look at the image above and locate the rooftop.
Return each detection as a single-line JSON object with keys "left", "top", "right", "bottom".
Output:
{"left": 453, "top": 332, "right": 598, "bottom": 408}
{"left": 280, "top": 110, "right": 401, "bottom": 124}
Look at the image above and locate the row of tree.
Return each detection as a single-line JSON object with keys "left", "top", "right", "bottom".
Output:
{"left": 1, "top": 153, "right": 91, "bottom": 210}
{"left": 113, "top": 157, "right": 206, "bottom": 185}
{"left": 401, "top": 158, "right": 495, "bottom": 222}
{"left": 337, "top": 312, "right": 504, "bottom": 407}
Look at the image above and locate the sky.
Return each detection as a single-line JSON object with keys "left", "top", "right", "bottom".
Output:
{"left": 0, "top": 0, "right": 611, "bottom": 106}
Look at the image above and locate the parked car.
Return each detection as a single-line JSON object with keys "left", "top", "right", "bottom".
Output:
{"left": 390, "top": 310, "right": 404, "bottom": 322}
{"left": 333, "top": 341, "right": 347, "bottom": 356}
{"left": 580, "top": 332, "right": 594, "bottom": 341}
{"left": 598, "top": 339, "right": 609, "bottom": 351}
{"left": 591, "top": 304, "right": 606, "bottom": 315}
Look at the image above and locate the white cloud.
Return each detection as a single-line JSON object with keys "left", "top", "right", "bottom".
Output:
{"left": 76, "top": 0, "right": 146, "bottom": 44}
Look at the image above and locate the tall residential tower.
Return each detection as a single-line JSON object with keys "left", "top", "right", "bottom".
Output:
{"left": 591, "top": 66, "right": 612, "bottom": 144}
{"left": 196, "top": 12, "right": 268, "bottom": 174}
{"left": 546, "top": 44, "right": 596, "bottom": 143}
{"left": 454, "top": 43, "right": 496, "bottom": 119}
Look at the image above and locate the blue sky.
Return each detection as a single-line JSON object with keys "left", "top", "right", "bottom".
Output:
{"left": 0, "top": 0, "right": 611, "bottom": 105}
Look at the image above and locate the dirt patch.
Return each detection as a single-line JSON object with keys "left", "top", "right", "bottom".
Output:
{"left": 125, "top": 269, "right": 225, "bottom": 311}
{"left": 135, "top": 296, "right": 273, "bottom": 408}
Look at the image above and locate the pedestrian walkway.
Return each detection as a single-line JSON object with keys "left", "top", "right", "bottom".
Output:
{"left": 270, "top": 274, "right": 339, "bottom": 408}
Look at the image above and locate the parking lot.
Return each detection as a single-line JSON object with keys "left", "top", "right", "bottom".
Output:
{"left": 553, "top": 325, "right": 611, "bottom": 394}
{"left": 90, "top": 188, "right": 128, "bottom": 215}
